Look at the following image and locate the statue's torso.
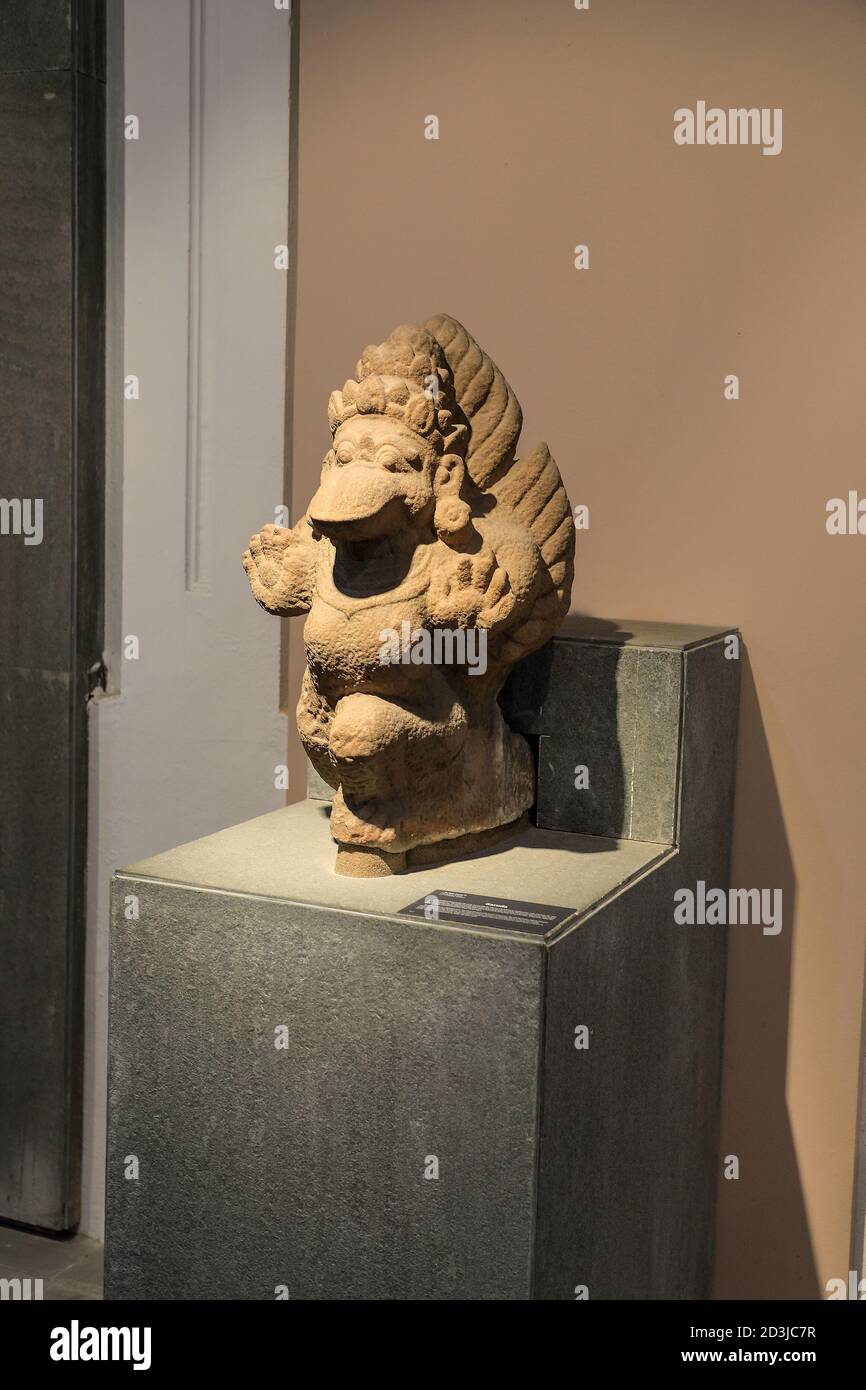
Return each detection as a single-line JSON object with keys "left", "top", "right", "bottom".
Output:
{"left": 303, "top": 540, "right": 436, "bottom": 699}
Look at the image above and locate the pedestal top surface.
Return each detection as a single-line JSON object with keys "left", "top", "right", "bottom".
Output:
{"left": 555, "top": 616, "right": 735, "bottom": 648}
{"left": 118, "top": 800, "right": 672, "bottom": 943}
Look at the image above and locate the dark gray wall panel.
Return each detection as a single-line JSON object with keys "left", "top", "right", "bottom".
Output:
{"left": 0, "top": 0, "right": 105, "bottom": 1232}
{"left": 0, "top": 0, "right": 72, "bottom": 73}
{"left": 74, "top": 0, "right": 107, "bottom": 80}
{"left": 0, "top": 0, "right": 105, "bottom": 78}
{"left": 74, "top": 72, "right": 106, "bottom": 670}
{"left": 0, "top": 666, "right": 85, "bottom": 1230}
{"left": 0, "top": 70, "right": 74, "bottom": 671}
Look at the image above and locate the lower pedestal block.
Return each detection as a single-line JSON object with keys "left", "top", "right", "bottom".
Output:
{"left": 106, "top": 622, "right": 739, "bottom": 1300}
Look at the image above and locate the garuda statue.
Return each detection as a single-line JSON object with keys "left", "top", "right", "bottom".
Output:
{"left": 243, "top": 314, "right": 574, "bottom": 876}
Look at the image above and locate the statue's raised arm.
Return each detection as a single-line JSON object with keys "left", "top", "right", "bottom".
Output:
{"left": 242, "top": 517, "right": 317, "bottom": 617}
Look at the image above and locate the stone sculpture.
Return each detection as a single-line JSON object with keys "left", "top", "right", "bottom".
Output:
{"left": 243, "top": 314, "right": 574, "bottom": 875}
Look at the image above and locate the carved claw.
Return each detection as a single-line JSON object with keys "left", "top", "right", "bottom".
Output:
{"left": 428, "top": 547, "right": 514, "bottom": 630}
{"left": 242, "top": 521, "right": 313, "bottom": 616}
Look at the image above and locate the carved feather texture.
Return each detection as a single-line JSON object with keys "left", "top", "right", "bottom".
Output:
{"left": 427, "top": 314, "right": 575, "bottom": 661}
{"left": 492, "top": 442, "right": 575, "bottom": 661}
{"left": 425, "top": 313, "right": 522, "bottom": 490}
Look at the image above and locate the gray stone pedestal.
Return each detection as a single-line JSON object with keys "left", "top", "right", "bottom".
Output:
{"left": 105, "top": 620, "right": 740, "bottom": 1300}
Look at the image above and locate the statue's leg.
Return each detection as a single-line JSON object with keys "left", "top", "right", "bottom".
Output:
{"left": 296, "top": 667, "right": 338, "bottom": 790}
{"left": 397, "top": 698, "right": 534, "bottom": 853}
{"left": 321, "top": 677, "right": 534, "bottom": 870}
{"left": 327, "top": 681, "right": 468, "bottom": 852}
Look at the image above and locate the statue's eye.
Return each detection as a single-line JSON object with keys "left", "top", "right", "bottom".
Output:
{"left": 335, "top": 446, "right": 354, "bottom": 466}
{"left": 376, "top": 446, "right": 407, "bottom": 472}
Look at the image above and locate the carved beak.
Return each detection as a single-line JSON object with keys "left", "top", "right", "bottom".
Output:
{"left": 308, "top": 464, "right": 408, "bottom": 540}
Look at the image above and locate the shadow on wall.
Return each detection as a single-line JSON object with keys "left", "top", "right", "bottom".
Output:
{"left": 713, "top": 650, "right": 818, "bottom": 1299}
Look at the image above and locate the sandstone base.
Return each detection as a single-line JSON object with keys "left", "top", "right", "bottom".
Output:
{"left": 334, "top": 814, "right": 530, "bottom": 877}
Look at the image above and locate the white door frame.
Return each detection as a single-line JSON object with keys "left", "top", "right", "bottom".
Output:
{"left": 83, "top": 0, "right": 294, "bottom": 1239}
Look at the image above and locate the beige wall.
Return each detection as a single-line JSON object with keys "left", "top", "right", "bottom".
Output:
{"left": 288, "top": 0, "right": 866, "bottom": 1297}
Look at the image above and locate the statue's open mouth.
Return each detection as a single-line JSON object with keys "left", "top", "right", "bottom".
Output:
{"left": 309, "top": 465, "right": 411, "bottom": 541}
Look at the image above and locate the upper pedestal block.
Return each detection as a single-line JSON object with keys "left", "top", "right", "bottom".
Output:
{"left": 501, "top": 616, "right": 738, "bottom": 845}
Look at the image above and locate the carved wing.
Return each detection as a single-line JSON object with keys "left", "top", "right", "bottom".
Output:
{"left": 425, "top": 312, "right": 522, "bottom": 490}
{"left": 489, "top": 442, "right": 575, "bottom": 664}
{"left": 425, "top": 312, "right": 574, "bottom": 664}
